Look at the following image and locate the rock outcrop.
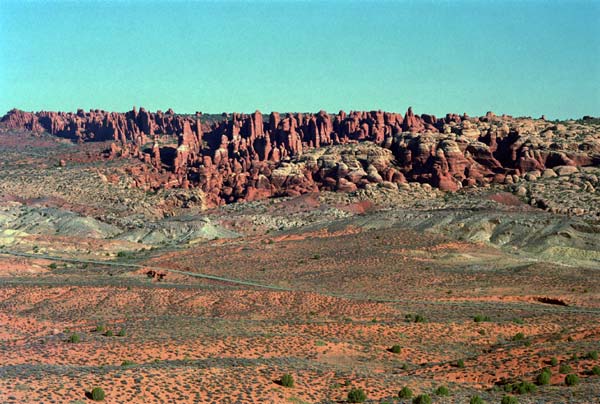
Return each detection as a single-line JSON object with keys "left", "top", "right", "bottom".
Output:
{"left": 2, "top": 107, "right": 598, "bottom": 207}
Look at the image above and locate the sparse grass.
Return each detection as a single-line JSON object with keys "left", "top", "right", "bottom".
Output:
{"left": 405, "top": 313, "right": 425, "bottom": 323}
{"left": 398, "top": 386, "right": 412, "bottom": 399}
{"left": 280, "top": 374, "right": 294, "bottom": 388}
{"left": 347, "top": 387, "right": 366, "bottom": 403}
{"left": 474, "top": 314, "right": 491, "bottom": 322}
{"left": 565, "top": 374, "right": 579, "bottom": 386}
{"left": 68, "top": 333, "right": 80, "bottom": 343}
{"left": 469, "top": 395, "right": 484, "bottom": 404}
{"left": 412, "top": 394, "right": 432, "bottom": 404}
{"left": 559, "top": 364, "right": 572, "bottom": 374}
{"left": 501, "top": 395, "right": 519, "bottom": 404}
{"left": 514, "top": 381, "right": 536, "bottom": 394}
{"left": 536, "top": 369, "right": 551, "bottom": 385}
{"left": 434, "top": 385, "right": 449, "bottom": 396}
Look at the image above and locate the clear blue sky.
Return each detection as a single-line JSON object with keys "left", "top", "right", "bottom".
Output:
{"left": 0, "top": 0, "right": 598, "bottom": 119}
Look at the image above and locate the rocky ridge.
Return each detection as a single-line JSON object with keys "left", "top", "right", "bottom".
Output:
{"left": 3, "top": 108, "right": 599, "bottom": 207}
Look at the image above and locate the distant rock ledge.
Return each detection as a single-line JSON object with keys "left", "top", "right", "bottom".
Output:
{"left": 2, "top": 108, "right": 599, "bottom": 207}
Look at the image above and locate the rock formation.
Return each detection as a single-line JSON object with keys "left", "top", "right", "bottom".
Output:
{"left": 2, "top": 107, "right": 598, "bottom": 207}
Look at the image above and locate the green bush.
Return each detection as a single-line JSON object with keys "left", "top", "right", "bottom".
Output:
{"left": 49, "top": 263, "right": 57, "bottom": 270}
{"left": 90, "top": 387, "right": 105, "bottom": 401}
{"left": 412, "top": 394, "right": 432, "bottom": 404}
{"left": 559, "top": 364, "right": 572, "bottom": 374}
{"left": 565, "top": 374, "right": 579, "bottom": 386}
{"left": 280, "top": 373, "right": 294, "bottom": 388}
{"left": 117, "top": 328, "right": 126, "bottom": 337}
{"left": 105, "top": 330, "right": 113, "bottom": 337}
{"left": 435, "top": 385, "right": 449, "bottom": 396}
{"left": 512, "top": 332, "right": 525, "bottom": 341}
{"left": 474, "top": 314, "right": 491, "bottom": 322}
{"left": 536, "top": 369, "right": 551, "bottom": 385}
{"left": 405, "top": 314, "right": 425, "bottom": 323}
{"left": 588, "top": 351, "right": 598, "bottom": 360}
{"left": 398, "top": 386, "right": 413, "bottom": 399}
{"left": 456, "top": 359, "right": 465, "bottom": 368}
{"left": 68, "top": 333, "right": 80, "bottom": 343}
{"left": 501, "top": 395, "right": 519, "bottom": 404}
{"left": 592, "top": 365, "right": 600, "bottom": 376}
{"left": 120, "top": 360, "right": 136, "bottom": 367}
{"left": 347, "top": 387, "right": 367, "bottom": 403}
{"left": 514, "top": 381, "right": 536, "bottom": 394}
{"left": 470, "top": 395, "right": 485, "bottom": 404}
{"left": 94, "top": 325, "right": 105, "bottom": 333}
{"left": 550, "top": 357, "right": 558, "bottom": 366}
{"left": 390, "top": 344, "right": 401, "bottom": 354}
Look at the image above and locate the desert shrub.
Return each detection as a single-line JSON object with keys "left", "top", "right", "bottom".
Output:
{"left": 559, "top": 364, "right": 572, "bottom": 374}
{"left": 588, "top": 351, "right": 598, "bottom": 360}
{"left": 90, "top": 387, "right": 105, "bottom": 401}
{"left": 456, "top": 359, "right": 465, "bottom": 368}
{"left": 398, "top": 386, "right": 413, "bottom": 399}
{"left": 512, "top": 332, "right": 525, "bottom": 341}
{"left": 412, "top": 394, "right": 432, "bottom": 404}
{"left": 474, "top": 314, "right": 491, "bottom": 322}
{"left": 117, "top": 328, "right": 126, "bottom": 337}
{"left": 550, "top": 357, "right": 558, "bottom": 366}
{"left": 514, "top": 381, "right": 536, "bottom": 394}
{"left": 68, "top": 333, "right": 80, "bottom": 343}
{"left": 280, "top": 374, "right": 294, "bottom": 388}
{"left": 347, "top": 387, "right": 366, "bottom": 403}
{"left": 536, "top": 369, "right": 551, "bottom": 385}
{"left": 390, "top": 344, "right": 401, "bottom": 354}
{"left": 565, "top": 374, "right": 579, "bottom": 386}
{"left": 120, "top": 360, "right": 136, "bottom": 367}
{"left": 405, "top": 314, "right": 425, "bottom": 323}
{"left": 49, "top": 263, "right": 57, "bottom": 270}
{"left": 94, "top": 325, "right": 105, "bottom": 333}
{"left": 435, "top": 385, "right": 449, "bottom": 396}
{"left": 105, "top": 330, "right": 113, "bottom": 337}
{"left": 501, "top": 395, "right": 519, "bottom": 404}
{"left": 592, "top": 365, "right": 600, "bottom": 376}
{"left": 470, "top": 395, "right": 485, "bottom": 404}
{"left": 512, "top": 318, "right": 524, "bottom": 324}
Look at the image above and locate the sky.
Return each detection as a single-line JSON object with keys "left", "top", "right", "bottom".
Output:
{"left": 0, "top": 0, "right": 598, "bottom": 119}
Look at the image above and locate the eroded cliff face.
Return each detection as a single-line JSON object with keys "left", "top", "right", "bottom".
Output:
{"left": 3, "top": 107, "right": 598, "bottom": 207}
